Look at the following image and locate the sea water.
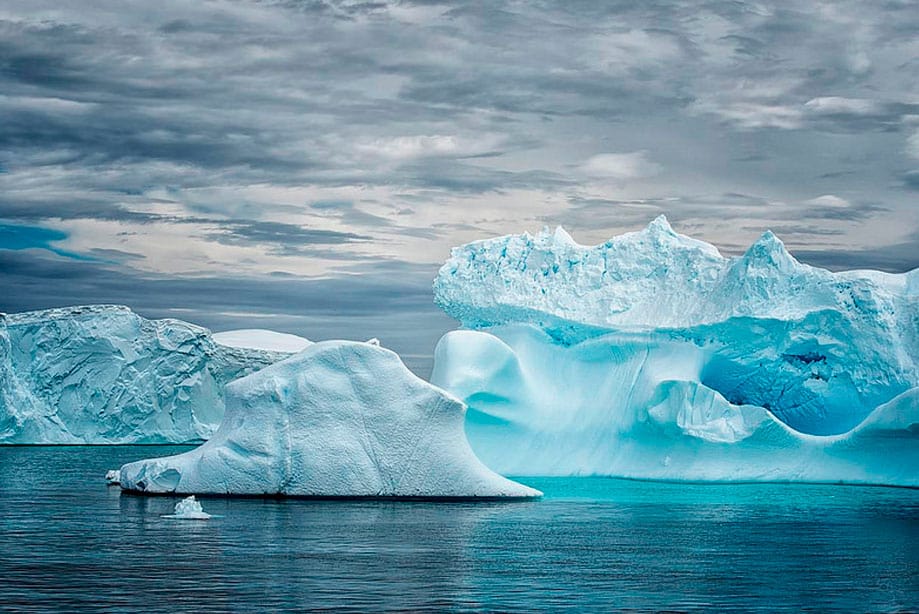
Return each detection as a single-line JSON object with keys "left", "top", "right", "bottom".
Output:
{"left": 0, "top": 446, "right": 916, "bottom": 612}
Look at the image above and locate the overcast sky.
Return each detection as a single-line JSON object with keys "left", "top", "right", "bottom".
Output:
{"left": 1, "top": 1, "right": 917, "bottom": 373}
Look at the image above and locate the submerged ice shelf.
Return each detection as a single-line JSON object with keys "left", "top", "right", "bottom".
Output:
{"left": 118, "top": 340, "right": 539, "bottom": 499}
{"left": 432, "top": 217, "right": 918, "bottom": 486}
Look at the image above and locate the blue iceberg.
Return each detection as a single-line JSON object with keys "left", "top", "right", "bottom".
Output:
{"left": 0, "top": 306, "right": 292, "bottom": 444}
{"left": 431, "top": 217, "right": 918, "bottom": 486}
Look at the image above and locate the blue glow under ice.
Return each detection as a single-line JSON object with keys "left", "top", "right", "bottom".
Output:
{"left": 432, "top": 217, "right": 918, "bottom": 486}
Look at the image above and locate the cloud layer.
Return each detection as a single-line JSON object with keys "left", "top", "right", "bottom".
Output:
{"left": 1, "top": 0, "right": 918, "bottom": 371}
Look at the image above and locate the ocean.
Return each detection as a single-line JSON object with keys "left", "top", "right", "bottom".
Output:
{"left": 1, "top": 446, "right": 916, "bottom": 612}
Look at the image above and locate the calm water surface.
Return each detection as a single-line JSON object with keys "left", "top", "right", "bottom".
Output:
{"left": 0, "top": 446, "right": 917, "bottom": 612}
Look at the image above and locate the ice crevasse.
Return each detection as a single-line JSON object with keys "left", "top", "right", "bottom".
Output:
{"left": 431, "top": 216, "right": 919, "bottom": 486}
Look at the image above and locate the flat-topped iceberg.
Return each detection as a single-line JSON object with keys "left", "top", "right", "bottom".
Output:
{"left": 0, "top": 306, "right": 291, "bottom": 444}
{"left": 213, "top": 329, "right": 313, "bottom": 353}
{"left": 431, "top": 218, "right": 918, "bottom": 486}
{"left": 118, "top": 340, "right": 540, "bottom": 498}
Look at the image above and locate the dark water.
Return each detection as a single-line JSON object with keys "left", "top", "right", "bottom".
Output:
{"left": 0, "top": 447, "right": 917, "bottom": 612}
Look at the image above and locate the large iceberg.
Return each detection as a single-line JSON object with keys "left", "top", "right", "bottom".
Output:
{"left": 119, "top": 340, "right": 539, "bottom": 498}
{"left": 431, "top": 217, "right": 919, "bottom": 485}
{"left": 0, "top": 306, "right": 290, "bottom": 444}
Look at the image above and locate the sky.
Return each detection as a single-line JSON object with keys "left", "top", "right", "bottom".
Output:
{"left": 1, "top": 1, "right": 918, "bottom": 374}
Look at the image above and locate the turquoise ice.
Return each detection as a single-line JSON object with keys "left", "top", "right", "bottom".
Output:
{"left": 432, "top": 217, "right": 918, "bottom": 486}
{"left": 0, "top": 306, "right": 290, "bottom": 444}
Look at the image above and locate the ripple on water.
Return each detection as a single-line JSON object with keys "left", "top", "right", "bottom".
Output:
{"left": 0, "top": 446, "right": 917, "bottom": 612}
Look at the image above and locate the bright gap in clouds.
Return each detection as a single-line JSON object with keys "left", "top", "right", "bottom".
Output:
{"left": 1, "top": 0, "right": 918, "bottom": 373}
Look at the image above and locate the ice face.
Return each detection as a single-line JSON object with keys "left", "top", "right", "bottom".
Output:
{"left": 431, "top": 219, "right": 919, "bottom": 485}
{"left": 434, "top": 214, "right": 727, "bottom": 334}
{"left": 435, "top": 215, "right": 916, "bottom": 337}
{"left": 118, "top": 340, "right": 540, "bottom": 498}
{"left": 0, "top": 306, "right": 292, "bottom": 444}
{"left": 431, "top": 326, "right": 918, "bottom": 486}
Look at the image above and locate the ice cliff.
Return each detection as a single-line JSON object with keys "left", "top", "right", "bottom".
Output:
{"left": 0, "top": 306, "right": 290, "bottom": 444}
{"left": 431, "top": 217, "right": 919, "bottom": 486}
{"left": 118, "top": 340, "right": 540, "bottom": 498}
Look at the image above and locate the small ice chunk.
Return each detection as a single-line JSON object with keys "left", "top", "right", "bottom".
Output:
{"left": 164, "top": 495, "right": 212, "bottom": 520}
{"left": 105, "top": 469, "right": 120, "bottom": 485}
{"left": 366, "top": 337, "right": 380, "bottom": 346}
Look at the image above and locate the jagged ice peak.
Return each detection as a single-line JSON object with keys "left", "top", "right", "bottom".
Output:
{"left": 434, "top": 215, "right": 916, "bottom": 333}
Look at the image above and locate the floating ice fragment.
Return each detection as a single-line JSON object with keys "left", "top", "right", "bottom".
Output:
{"left": 163, "top": 496, "right": 212, "bottom": 520}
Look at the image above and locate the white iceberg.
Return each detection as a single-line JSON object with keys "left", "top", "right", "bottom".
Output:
{"left": 0, "top": 306, "right": 292, "bottom": 444}
{"left": 163, "top": 496, "right": 212, "bottom": 520}
{"left": 118, "top": 340, "right": 540, "bottom": 498}
{"left": 431, "top": 217, "right": 918, "bottom": 486}
{"left": 213, "top": 329, "right": 312, "bottom": 353}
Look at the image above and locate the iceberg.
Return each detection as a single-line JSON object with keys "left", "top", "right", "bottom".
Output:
{"left": 0, "top": 306, "right": 291, "bottom": 444}
{"left": 163, "top": 496, "right": 212, "bottom": 520}
{"left": 213, "top": 329, "right": 312, "bottom": 353}
{"left": 431, "top": 217, "right": 919, "bottom": 486}
{"left": 118, "top": 340, "right": 540, "bottom": 498}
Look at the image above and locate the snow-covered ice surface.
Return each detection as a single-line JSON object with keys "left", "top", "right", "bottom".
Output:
{"left": 0, "top": 306, "right": 291, "bottom": 444}
{"left": 163, "top": 496, "right": 212, "bottom": 520}
{"left": 432, "top": 217, "right": 918, "bottom": 486}
{"left": 119, "top": 340, "right": 540, "bottom": 498}
{"left": 213, "top": 329, "right": 312, "bottom": 353}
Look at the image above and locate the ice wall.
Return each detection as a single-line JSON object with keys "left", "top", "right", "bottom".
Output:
{"left": 434, "top": 217, "right": 918, "bottom": 436}
{"left": 432, "top": 326, "right": 918, "bottom": 486}
{"left": 435, "top": 216, "right": 918, "bottom": 337}
{"left": 431, "top": 218, "right": 919, "bottom": 485}
{"left": 0, "top": 306, "right": 289, "bottom": 444}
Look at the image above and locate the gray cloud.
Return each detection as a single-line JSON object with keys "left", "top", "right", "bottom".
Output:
{"left": 0, "top": 247, "right": 451, "bottom": 374}
{"left": 902, "top": 171, "right": 919, "bottom": 191}
{"left": 205, "top": 220, "right": 369, "bottom": 255}
{"left": 1, "top": 0, "right": 917, "bottom": 365}
{"left": 791, "top": 229, "right": 919, "bottom": 273}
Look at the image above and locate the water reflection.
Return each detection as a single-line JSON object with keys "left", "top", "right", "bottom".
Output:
{"left": 0, "top": 446, "right": 917, "bottom": 611}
